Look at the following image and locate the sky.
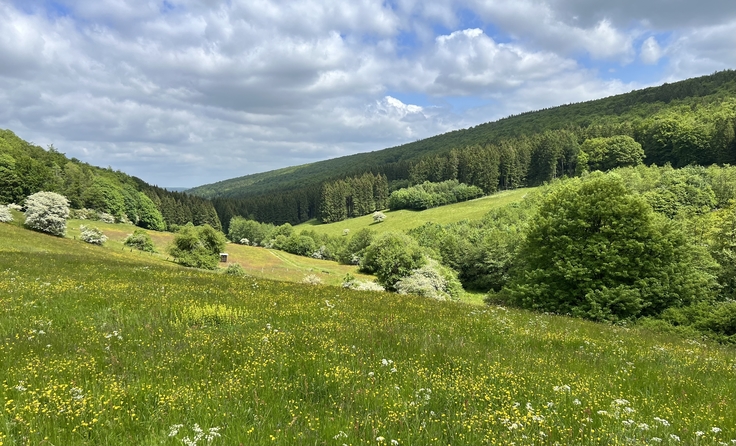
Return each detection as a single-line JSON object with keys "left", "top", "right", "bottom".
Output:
{"left": 1, "top": 1, "right": 736, "bottom": 188}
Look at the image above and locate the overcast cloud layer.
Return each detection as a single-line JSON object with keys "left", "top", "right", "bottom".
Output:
{"left": 2, "top": 0, "right": 735, "bottom": 187}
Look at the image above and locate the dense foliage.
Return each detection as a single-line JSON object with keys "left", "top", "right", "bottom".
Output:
{"left": 506, "top": 173, "right": 715, "bottom": 321}
{"left": 360, "top": 232, "right": 426, "bottom": 290}
{"left": 388, "top": 180, "right": 484, "bottom": 211}
{"left": 319, "top": 173, "right": 389, "bottom": 223}
{"left": 169, "top": 224, "right": 227, "bottom": 269}
{"left": 124, "top": 228, "right": 156, "bottom": 252}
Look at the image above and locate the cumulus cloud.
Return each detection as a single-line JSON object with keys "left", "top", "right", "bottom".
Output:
{"left": 0, "top": 0, "right": 735, "bottom": 186}
{"left": 640, "top": 36, "right": 663, "bottom": 64}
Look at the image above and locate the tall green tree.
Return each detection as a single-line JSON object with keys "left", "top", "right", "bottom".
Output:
{"left": 506, "top": 172, "right": 715, "bottom": 321}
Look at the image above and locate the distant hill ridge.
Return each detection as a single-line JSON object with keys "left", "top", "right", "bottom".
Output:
{"left": 188, "top": 69, "right": 736, "bottom": 200}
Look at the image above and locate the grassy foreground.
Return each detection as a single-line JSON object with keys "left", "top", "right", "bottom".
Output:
{"left": 299, "top": 188, "right": 531, "bottom": 237}
{"left": 1, "top": 222, "right": 736, "bottom": 445}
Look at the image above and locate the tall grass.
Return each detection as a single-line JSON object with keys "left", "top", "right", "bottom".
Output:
{"left": 1, "top": 223, "right": 735, "bottom": 445}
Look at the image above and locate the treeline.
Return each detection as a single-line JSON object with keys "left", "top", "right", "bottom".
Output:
{"left": 319, "top": 173, "right": 389, "bottom": 223}
{"left": 0, "top": 129, "right": 221, "bottom": 231}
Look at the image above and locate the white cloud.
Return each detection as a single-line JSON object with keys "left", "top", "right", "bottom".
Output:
{"left": 640, "top": 36, "right": 663, "bottom": 64}
{"left": 0, "top": 0, "right": 735, "bottom": 187}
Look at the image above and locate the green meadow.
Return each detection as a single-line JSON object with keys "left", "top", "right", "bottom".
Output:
{"left": 298, "top": 188, "right": 531, "bottom": 237}
{"left": 1, "top": 219, "right": 736, "bottom": 445}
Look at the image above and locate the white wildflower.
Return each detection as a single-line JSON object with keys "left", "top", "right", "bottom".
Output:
{"left": 670, "top": 434, "right": 680, "bottom": 442}
{"left": 169, "top": 424, "right": 184, "bottom": 437}
{"left": 712, "top": 427, "right": 722, "bottom": 433}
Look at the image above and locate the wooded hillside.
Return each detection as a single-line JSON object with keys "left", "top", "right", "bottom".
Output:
{"left": 191, "top": 70, "right": 736, "bottom": 229}
{"left": 0, "top": 129, "right": 221, "bottom": 231}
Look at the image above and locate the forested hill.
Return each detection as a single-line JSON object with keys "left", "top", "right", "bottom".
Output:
{"left": 187, "top": 70, "right": 736, "bottom": 228}
{"left": 0, "top": 129, "right": 221, "bottom": 231}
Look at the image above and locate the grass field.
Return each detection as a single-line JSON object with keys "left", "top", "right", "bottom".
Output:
{"left": 17, "top": 211, "right": 372, "bottom": 288}
{"left": 1, "top": 220, "right": 736, "bottom": 445}
{"left": 298, "top": 188, "right": 532, "bottom": 237}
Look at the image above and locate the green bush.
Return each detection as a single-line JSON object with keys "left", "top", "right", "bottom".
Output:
{"left": 223, "top": 263, "right": 247, "bottom": 277}
{"left": 506, "top": 172, "right": 716, "bottom": 321}
{"left": 124, "top": 229, "right": 156, "bottom": 252}
{"left": 361, "top": 232, "right": 425, "bottom": 290}
{"left": 169, "top": 224, "right": 227, "bottom": 270}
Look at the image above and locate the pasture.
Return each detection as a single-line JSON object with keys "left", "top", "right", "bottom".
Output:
{"left": 0, "top": 221, "right": 735, "bottom": 444}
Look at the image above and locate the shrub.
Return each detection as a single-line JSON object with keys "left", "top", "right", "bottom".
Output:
{"left": 337, "top": 228, "right": 374, "bottom": 265}
{"left": 372, "top": 211, "right": 386, "bottom": 223}
{"left": 302, "top": 274, "right": 323, "bottom": 285}
{"left": 98, "top": 212, "right": 115, "bottom": 223}
{"left": 0, "top": 205, "right": 13, "bottom": 223}
{"left": 24, "top": 191, "right": 70, "bottom": 237}
{"left": 361, "top": 232, "right": 426, "bottom": 290}
{"left": 506, "top": 173, "right": 716, "bottom": 321}
{"left": 388, "top": 180, "right": 484, "bottom": 210}
{"left": 69, "top": 208, "right": 98, "bottom": 220}
{"left": 228, "top": 217, "right": 275, "bottom": 245}
{"left": 124, "top": 229, "right": 156, "bottom": 252}
{"left": 79, "top": 225, "right": 108, "bottom": 245}
{"left": 395, "top": 259, "right": 463, "bottom": 301}
{"left": 169, "top": 224, "right": 227, "bottom": 270}
{"left": 223, "top": 263, "right": 247, "bottom": 277}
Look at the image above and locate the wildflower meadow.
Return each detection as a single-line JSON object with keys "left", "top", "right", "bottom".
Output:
{"left": 1, "top": 223, "right": 735, "bottom": 445}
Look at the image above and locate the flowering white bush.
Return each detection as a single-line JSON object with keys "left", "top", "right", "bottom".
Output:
{"left": 342, "top": 275, "right": 385, "bottom": 292}
{"left": 80, "top": 225, "right": 108, "bottom": 245}
{"left": 0, "top": 205, "right": 13, "bottom": 223}
{"left": 372, "top": 211, "right": 386, "bottom": 223}
{"left": 7, "top": 203, "right": 22, "bottom": 211}
{"left": 24, "top": 192, "right": 70, "bottom": 237}
{"left": 98, "top": 212, "right": 115, "bottom": 223}
{"left": 395, "top": 259, "right": 462, "bottom": 300}
{"left": 301, "top": 274, "right": 323, "bottom": 285}
{"left": 69, "top": 208, "right": 98, "bottom": 220}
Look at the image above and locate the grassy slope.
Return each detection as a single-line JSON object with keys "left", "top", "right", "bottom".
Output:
{"left": 297, "top": 188, "right": 531, "bottom": 238}
{"left": 1, "top": 221, "right": 736, "bottom": 445}
{"left": 10, "top": 211, "right": 372, "bottom": 287}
